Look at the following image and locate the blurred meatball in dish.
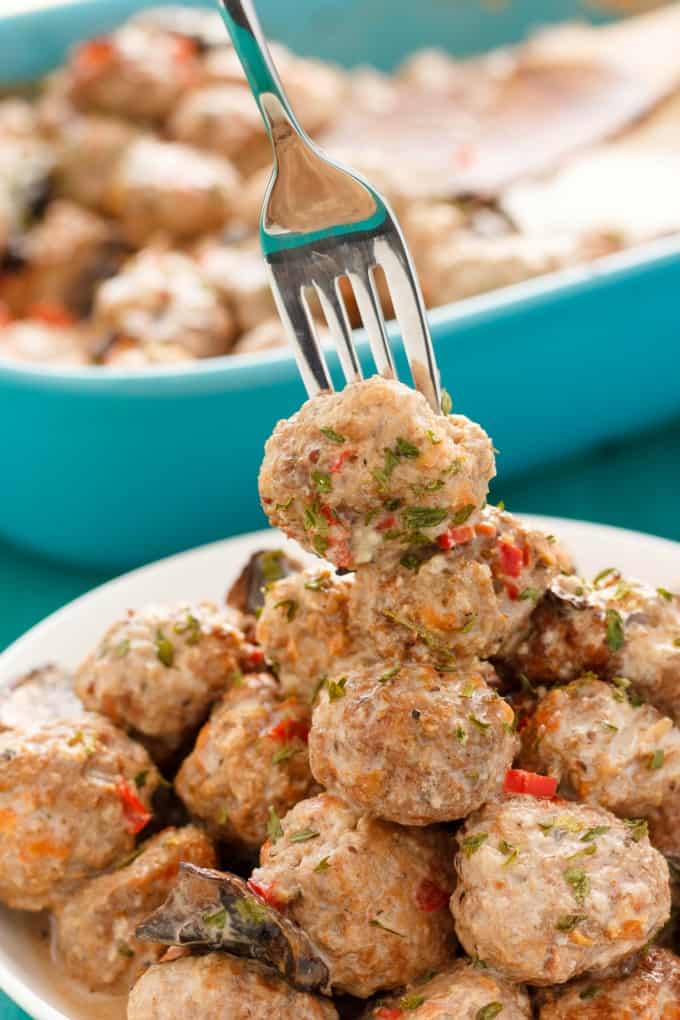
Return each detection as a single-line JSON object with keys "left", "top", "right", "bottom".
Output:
{"left": 451, "top": 794, "right": 670, "bottom": 985}
{"left": 250, "top": 792, "right": 456, "bottom": 997}
{"left": 0, "top": 319, "right": 91, "bottom": 366}
{"left": 175, "top": 673, "right": 316, "bottom": 852}
{"left": 259, "top": 376, "right": 495, "bottom": 570}
{"left": 309, "top": 660, "right": 517, "bottom": 825}
{"left": 0, "top": 715, "right": 160, "bottom": 910}
{"left": 53, "top": 825, "right": 215, "bottom": 993}
{"left": 256, "top": 568, "right": 354, "bottom": 700}
{"left": 0, "top": 663, "right": 83, "bottom": 733}
{"left": 75, "top": 602, "right": 244, "bottom": 756}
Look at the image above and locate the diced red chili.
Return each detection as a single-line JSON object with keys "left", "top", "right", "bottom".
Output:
{"left": 437, "top": 524, "right": 475, "bottom": 550}
{"left": 504, "top": 769, "right": 557, "bottom": 799}
{"left": 73, "top": 37, "right": 115, "bottom": 75}
{"left": 374, "top": 1009, "right": 403, "bottom": 1020}
{"left": 308, "top": 449, "right": 320, "bottom": 464}
{"left": 243, "top": 645, "right": 264, "bottom": 669}
{"left": 266, "top": 718, "right": 309, "bottom": 744}
{"left": 27, "top": 302, "right": 76, "bottom": 327}
{"left": 247, "top": 879, "right": 285, "bottom": 912}
{"left": 376, "top": 514, "right": 397, "bottom": 532}
{"left": 171, "top": 34, "right": 198, "bottom": 61}
{"left": 116, "top": 778, "right": 152, "bottom": 835}
{"left": 522, "top": 543, "right": 532, "bottom": 567}
{"left": 505, "top": 581, "right": 519, "bottom": 600}
{"left": 499, "top": 541, "right": 523, "bottom": 578}
{"left": 415, "top": 878, "right": 449, "bottom": 912}
{"left": 329, "top": 448, "right": 354, "bottom": 474}
{"left": 319, "top": 504, "right": 336, "bottom": 525}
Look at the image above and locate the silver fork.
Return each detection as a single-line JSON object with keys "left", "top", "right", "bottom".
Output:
{"left": 217, "top": 0, "right": 442, "bottom": 413}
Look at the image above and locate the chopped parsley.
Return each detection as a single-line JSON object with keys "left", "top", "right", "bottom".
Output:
{"left": 403, "top": 506, "right": 448, "bottom": 530}
{"left": 117, "top": 942, "right": 135, "bottom": 958}
{"left": 657, "top": 587, "right": 674, "bottom": 601}
{"left": 289, "top": 829, "right": 319, "bottom": 844}
{"left": 272, "top": 745, "right": 301, "bottom": 765}
{"left": 113, "top": 639, "right": 130, "bottom": 659}
{"left": 155, "top": 630, "right": 174, "bottom": 668}
{"left": 267, "top": 806, "right": 283, "bottom": 842}
{"left": 319, "top": 426, "right": 346, "bottom": 444}
{"left": 605, "top": 609, "right": 625, "bottom": 651}
{"left": 593, "top": 567, "right": 616, "bottom": 586}
{"left": 496, "top": 501, "right": 505, "bottom": 512}
{"left": 581, "top": 826, "right": 609, "bottom": 842}
{"left": 426, "top": 429, "right": 442, "bottom": 445}
{"left": 499, "top": 840, "right": 519, "bottom": 867}
{"left": 379, "top": 666, "right": 401, "bottom": 684}
{"left": 459, "top": 614, "right": 477, "bottom": 633}
{"left": 441, "top": 389, "right": 453, "bottom": 415}
{"left": 564, "top": 867, "right": 589, "bottom": 904}
{"left": 579, "top": 985, "right": 601, "bottom": 1000}
{"left": 173, "top": 612, "right": 201, "bottom": 645}
{"left": 201, "top": 906, "right": 227, "bottom": 928}
{"left": 476, "top": 1005, "right": 503, "bottom": 1020}
{"left": 395, "top": 437, "right": 420, "bottom": 458}
{"left": 450, "top": 503, "right": 476, "bottom": 526}
{"left": 400, "top": 994, "right": 426, "bottom": 1010}
{"left": 217, "top": 804, "right": 229, "bottom": 825}
{"left": 468, "top": 713, "right": 490, "bottom": 733}
{"left": 314, "top": 856, "right": 330, "bottom": 873}
{"left": 461, "top": 833, "right": 488, "bottom": 857}
{"left": 625, "top": 818, "right": 648, "bottom": 842}
{"left": 556, "top": 914, "right": 586, "bottom": 932}
{"left": 311, "top": 470, "right": 332, "bottom": 493}
{"left": 275, "top": 497, "right": 293, "bottom": 511}
{"left": 274, "top": 598, "right": 298, "bottom": 622}
{"left": 309, "top": 675, "right": 327, "bottom": 704}
{"left": 235, "top": 897, "right": 268, "bottom": 924}
{"left": 455, "top": 725, "right": 468, "bottom": 743}
{"left": 370, "top": 917, "right": 405, "bottom": 938}
{"left": 649, "top": 749, "right": 665, "bottom": 770}
{"left": 325, "top": 676, "right": 347, "bottom": 701}
{"left": 519, "top": 587, "right": 540, "bottom": 601}
{"left": 133, "top": 770, "right": 148, "bottom": 789}
{"left": 259, "top": 550, "right": 287, "bottom": 583}
{"left": 304, "top": 574, "right": 331, "bottom": 591}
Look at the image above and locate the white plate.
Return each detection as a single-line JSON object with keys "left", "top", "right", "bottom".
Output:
{"left": 0, "top": 517, "right": 679, "bottom": 1020}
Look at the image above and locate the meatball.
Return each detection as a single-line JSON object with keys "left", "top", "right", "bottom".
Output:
{"left": 127, "top": 952, "right": 339, "bottom": 1020}
{"left": 363, "top": 959, "right": 531, "bottom": 1019}
{"left": 95, "top": 335, "right": 196, "bottom": 368}
{"left": 54, "top": 825, "right": 215, "bottom": 993}
{"left": 537, "top": 946, "right": 680, "bottom": 1019}
{"left": 519, "top": 676, "right": 680, "bottom": 818}
{"left": 106, "top": 136, "right": 239, "bottom": 245}
{"left": 255, "top": 568, "right": 354, "bottom": 700}
{"left": 232, "top": 318, "right": 289, "bottom": 356}
{"left": 250, "top": 793, "right": 456, "bottom": 997}
{"left": 195, "top": 240, "right": 276, "bottom": 333}
{"left": 0, "top": 136, "right": 54, "bottom": 254}
{"left": 0, "top": 321, "right": 90, "bottom": 366}
{"left": 52, "top": 114, "right": 137, "bottom": 211}
{"left": 168, "top": 85, "right": 271, "bottom": 175}
{"left": 0, "top": 199, "right": 124, "bottom": 318}
{"left": 92, "top": 249, "right": 236, "bottom": 359}
{"left": 450, "top": 795, "right": 670, "bottom": 985}
{"left": 309, "top": 660, "right": 517, "bottom": 825}
{"left": 259, "top": 377, "right": 495, "bottom": 570}
{"left": 0, "top": 715, "right": 160, "bottom": 910}
{"left": 75, "top": 602, "right": 244, "bottom": 755}
{"left": 65, "top": 24, "right": 201, "bottom": 122}
{"left": 502, "top": 572, "right": 680, "bottom": 723}
{"left": 0, "top": 98, "right": 39, "bottom": 141}
{"left": 0, "top": 663, "right": 83, "bottom": 733}
{"left": 175, "top": 673, "right": 316, "bottom": 852}
{"left": 347, "top": 506, "right": 569, "bottom": 665}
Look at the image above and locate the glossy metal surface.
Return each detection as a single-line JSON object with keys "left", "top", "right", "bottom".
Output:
{"left": 218, "top": 0, "right": 442, "bottom": 411}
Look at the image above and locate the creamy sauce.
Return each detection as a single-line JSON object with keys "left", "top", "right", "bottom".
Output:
{"left": 1, "top": 909, "right": 127, "bottom": 1020}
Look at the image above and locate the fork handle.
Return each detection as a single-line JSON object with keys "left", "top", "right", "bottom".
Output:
{"left": 217, "top": 0, "right": 300, "bottom": 137}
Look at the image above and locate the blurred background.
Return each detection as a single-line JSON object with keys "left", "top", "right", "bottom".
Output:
{"left": 1, "top": 0, "right": 679, "bottom": 659}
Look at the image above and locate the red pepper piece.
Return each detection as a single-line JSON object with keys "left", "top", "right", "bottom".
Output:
{"left": 27, "top": 302, "right": 76, "bottom": 327}
{"left": 499, "top": 541, "right": 523, "bottom": 578}
{"left": 415, "top": 878, "right": 449, "bottom": 912}
{"left": 266, "top": 718, "right": 310, "bottom": 744}
{"left": 333, "top": 538, "right": 352, "bottom": 569}
{"left": 116, "top": 778, "right": 152, "bottom": 835}
{"left": 505, "top": 581, "right": 520, "bottom": 601}
{"left": 247, "top": 879, "right": 285, "bottom": 912}
{"left": 73, "top": 37, "right": 115, "bottom": 76}
{"left": 171, "top": 34, "right": 198, "bottom": 61}
{"left": 504, "top": 769, "right": 557, "bottom": 799}
{"left": 375, "top": 1009, "right": 403, "bottom": 1019}
{"left": 319, "top": 504, "right": 336, "bottom": 525}
{"left": 329, "top": 448, "right": 354, "bottom": 474}
{"left": 376, "top": 514, "right": 397, "bottom": 532}
{"left": 437, "top": 525, "right": 474, "bottom": 550}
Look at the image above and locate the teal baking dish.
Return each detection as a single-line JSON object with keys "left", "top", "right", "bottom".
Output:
{"left": 1, "top": 0, "right": 679, "bottom": 572}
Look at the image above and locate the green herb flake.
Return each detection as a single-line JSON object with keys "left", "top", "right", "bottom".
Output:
{"left": 314, "top": 856, "right": 330, "bottom": 873}
{"left": 461, "top": 833, "right": 488, "bottom": 857}
{"left": 593, "top": 567, "right": 616, "bottom": 586}
{"left": 625, "top": 818, "right": 649, "bottom": 842}
{"left": 496, "top": 501, "right": 506, "bottom": 512}
{"left": 580, "top": 986, "right": 601, "bottom": 1001}
{"left": 113, "top": 639, "right": 130, "bottom": 659}
{"left": 602, "top": 721, "right": 619, "bottom": 732}
{"left": 499, "top": 840, "right": 519, "bottom": 867}
{"left": 519, "top": 673, "right": 535, "bottom": 695}
{"left": 312, "top": 534, "right": 329, "bottom": 556}
{"left": 326, "top": 676, "right": 347, "bottom": 702}
{"left": 674, "top": 637, "right": 680, "bottom": 648}
{"left": 289, "top": 828, "right": 320, "bottom": 844}
{"left": 379, "top": 666, "right": 400, "bottom": 684}
{"left": 370, "top": 917, "right": 406, "bottom": 938}
{"left": 395, "top": 437, "right": 420, "bottom": 458}
{"left": 173, "top": 612, "right": 202, "bottom": 645}
{"left": 455, "top": 725, "right": 468, "bottom": 743}
{"left": 230, "top": 669, "right": 244, "bottom": 687}
{"left": 556, "top": 914, "right": 586, "bottom": 932}
{"left": 272, "top": 745, "right": 301, "bottom": 766}
{"left": 267, "top": 806, "right": 283, "bottom": 842}
{"left": 450, "top": 503, "right": 476, "bottom": 526}
{"left": 519, "top": 587, "right": 540, "bottom": 601}
{"left": 605, "top": 609, "right": 625, "bottom": 651}
{"left": 117, "top": 942, "right": 135, "bottom": 958}
{"left": 311, "top": 470, "right": 332, "bottom": 494}
{"left": 320, "top": 426, "right": 346, "bottom": 444}
{"left": 201, "top": 906, "right": 227, "bottom": 928}
{"left": 426, "top": 429, "right": 442, "bottom": 445}
{"left": 275, "top": 598, "right": 298, "bottom": 622}
{"left": 649, "top": 749, "right": 665, "bottom": 770}
{"left": 304, "top": 574, "right": 331, "bottom": 591}
{"left": 459, "top": 614, "right": 477, "bottom": 634}
{"left": 309, "top": 676, "right": 327, "bottom": 705}
{"left": 564, "top": 867, "right": 589, "bottom": 904}
{"left": 217, "top": 803, "right": 229, "bottom": 826}
{"left": 133, "top": 770, "right": 148, "bottom": 789}
{"left": 235, "top": 898, "right": 268, "bottom": 924}
{"left": 403, "top": 506, "right": 448, "bottom": 530}
{"left": 476, "top": 1004, "right": 504, "bottom": 1020}
{"left": 275, "top": 497, "right": 294, "bottom": 511}
{"left": 441, "top": 389, "right": 453, "bottom": 415}
{"left": 155, "top": 630, "right": 174, "bottom": 668}
{"left": 657, "top": 587, "right": 674, "bottom": 601}
{"left": 567, "top": 844, "right": 597, "bottom": 861}
{"left": 468, "top": 713, "right": 490, "bottom": 733}
{"left": 581, "top": 826, "right": 609, "bottom": 842}
{"left": 400, "top": 994, "right": 426, "bottom": 1010}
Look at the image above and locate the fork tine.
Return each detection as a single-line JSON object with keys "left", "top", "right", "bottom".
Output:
{"left": 313, "top": 280, "right": 362, "bottom": 386}
{"left": 374, "top": 235, "right": 441, "bottom": 413}
{"left": 267, "top": 264, "right": 333, "bottom": 396}
{"left": 348, "top": 269, "right": 395, "bottom": 380}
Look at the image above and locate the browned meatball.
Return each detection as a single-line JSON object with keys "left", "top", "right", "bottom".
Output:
{"left": 175, "top": 674, "right": 316, "bottom": 852}
{"left": 0, "top": 136, "right": 54, "bottom": 255}
{"left": 451, "top": 795, "right": 670, "bottom": 985}
{"left": 250, "top": 793, "right": 457, "bottom": 997}
{"left": 347, "top": 506, "right": 568, "bottom": 666}
{"left": 519, "top": 676, "right": 680, "bottom": 818}
{"left": 255, "top": 568, "right": 355, "bottom": 700}
{"left": 537, "top": 946, "right": 680, "bottom": 1019}
{"left": 0, "top": 663, "right": 83, "bottom": 733}
{"left": 259, "top": 377, "right": 495, "bottom": 570}
{"left": 75, "top": 602, "right": 243, "bottom": 757}
{"left": 363, "top": 959, "right": 531, "bottom": 1018}
{"left": 0, "top": 715, "right": 160, "bottom": 910}
{"left": 195, "top": 240, "right": 276, "bottom": 333}
{"left": 0, "top": 320, "right": 91, "bottom": 366}
{"left": 52, "top": 113, "right": 138, "bottom": 211}
{"left": 309, "top": 660, "right": 517, "bottom": 825}
{"left": 502, "top": 573, "right": 680, "bottom": 725}
{"left": 54, "top": 825, "right": 215, "bottom": 993}
{"left": 127, "top": 952, "right": 340, "bottom": 1020}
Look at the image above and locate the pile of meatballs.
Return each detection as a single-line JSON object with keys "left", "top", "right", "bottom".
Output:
{"left": 3, "top": 376, "right": 680, "bottom": 1019}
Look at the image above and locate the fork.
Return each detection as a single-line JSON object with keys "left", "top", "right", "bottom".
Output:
{"left": 217, "top": 0, "right": 442, "bottom": 413}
